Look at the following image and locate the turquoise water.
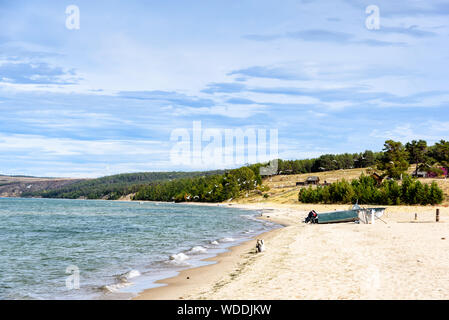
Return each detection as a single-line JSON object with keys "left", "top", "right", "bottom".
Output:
{"left": 0, "top": 198, "right": 277, "bottom": 300}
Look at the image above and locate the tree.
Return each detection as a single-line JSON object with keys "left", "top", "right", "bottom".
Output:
{"left": 360, "top": 150, "right": 376, "bottom": 168}
{"left": 405, "top": 140, "right": 428, "bottom": 175}
{"left": 430, "top": 140, "right": 449, "bottom": 168}
{"left": 377, "top": 140, "right": 410, "bottom": 179}
{"left": 429, "top": 182, "right": 444, "bottom": 205}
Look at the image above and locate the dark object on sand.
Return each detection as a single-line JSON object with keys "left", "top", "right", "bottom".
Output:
{"left": 304, "top": 210, "right": 318, "bottom": 224}
{"left": 256, "top": 239, "right": 265, "bottom": 253}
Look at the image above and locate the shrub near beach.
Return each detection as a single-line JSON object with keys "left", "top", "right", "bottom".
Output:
{"left": 298, "top": 175, "right": 444, "bottom": 205}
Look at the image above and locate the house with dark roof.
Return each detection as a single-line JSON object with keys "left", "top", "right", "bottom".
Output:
{"left": 306, "top": 176, "right": 320, "bottom": 185}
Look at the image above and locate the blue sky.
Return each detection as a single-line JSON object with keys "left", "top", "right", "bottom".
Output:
{"left": 0, "top": 0, "right": 448, "bottom": 177}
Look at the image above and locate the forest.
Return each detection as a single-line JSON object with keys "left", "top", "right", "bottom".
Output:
{"left": 23, "top": 170, "right": 225, "bottom": 200}
{"left": 133, "top": 165, "right": 264, "bottom": 202}
{"left": 276, "top": 150, "right": 382, "bottom": 174}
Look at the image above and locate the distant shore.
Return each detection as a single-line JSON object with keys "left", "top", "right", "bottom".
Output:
{"left": 135, "top": 202, "right": 449, "bottom": 300}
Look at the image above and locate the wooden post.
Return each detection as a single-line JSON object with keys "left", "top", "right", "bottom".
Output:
{"left": 415, "top": 213, "right": 417, "bottom": 221}
{"left": 436, "top": 209, "right": 440, "bottom": 222}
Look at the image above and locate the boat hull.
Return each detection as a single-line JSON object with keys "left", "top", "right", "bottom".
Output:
{"left": 317, "top": 210, "right": 359, "bottom": 224}
{"left": 316, "top": 207, "right": 386, "bottom": 224}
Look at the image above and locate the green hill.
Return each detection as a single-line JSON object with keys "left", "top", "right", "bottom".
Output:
{"left": 23, "top": 170, "right": 225, "bottom": 200}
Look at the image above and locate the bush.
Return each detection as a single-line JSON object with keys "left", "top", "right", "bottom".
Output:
{"left": 429, "top": 182, "right": 444, "bottom": 205}
{"left": 298, "top": 174, "right": 444, "bottom": 205}
{"left": 427, "top": 167, "right": 445, "bottom": 177}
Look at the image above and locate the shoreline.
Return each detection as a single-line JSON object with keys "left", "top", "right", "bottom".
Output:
{"left": 133, "top": 204, "right": 292, "bottom": 300}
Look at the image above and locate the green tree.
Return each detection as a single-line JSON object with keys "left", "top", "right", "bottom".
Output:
{"left": 429, "top": 182, "right": 444, "bottom": 205}
{"left": 360, "top": 150, "right": 376, "bottom": 168}
{"left": 405, "top": 140, "right": 428, "bottom": 175}
{"left": 377, "top": 140, "right": 410, "bottom": 179}
{"left": 430, "top": 140, "right": 449, "bottom": 168}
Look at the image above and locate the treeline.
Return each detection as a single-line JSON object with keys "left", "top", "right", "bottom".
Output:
{"left": 299, "top": 175, "right": 444, "bottom": 205}
{"left": 276, "top": 150, "right": 382, "bottom": 174}
{"left": 379, "top": 139, "right": 449, "bottom": 179}
{"left": 23, "top": 171, "right": 225, "bottom": 200}
{"left": 23, "top": 139, "right": 449, "bottom": 203}
{"left": 133, "top": 165, "right": 263, "bottom": 202}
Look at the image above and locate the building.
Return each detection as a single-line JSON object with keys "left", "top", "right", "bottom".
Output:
{"left": 413, "top": 171, "right": 428, "bottom": 178}
{"left": 306, "top": 176, "right": 320, "bottom": 185}
{"left": 371, "top": 172, "right": 383, "bottom": 185}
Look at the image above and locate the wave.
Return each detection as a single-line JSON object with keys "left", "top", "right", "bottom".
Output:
{"left": 169, "top": 252, "right": 189, "bottom": 261}
{"left": 117, "top": 269, "right": 141, "bottom": 281}
{"left": 101, "top": 282, "right": 133, "bottom": 293}
{"left": 165, "top": 252, "right": 191, "bottom": 266}
{"left": 188, "top": 246, "right": 207, "bottom": 254}
{"left": 240, "top": 214, "right": 259, "bottom": 221}
{"left": 210, "top": 240, "right": 219, "bottom": 245}
{"left": 100, "top": 269, "right": 142, "bottom": 293}
{"left": 220, "top": 237, "right": 235, "bottom": 243}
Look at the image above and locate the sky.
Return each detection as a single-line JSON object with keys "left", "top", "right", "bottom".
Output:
{"left": 0, "top": 0, "right": 448, "bottom": 177}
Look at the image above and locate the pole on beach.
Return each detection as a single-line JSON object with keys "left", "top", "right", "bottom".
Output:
{"left": 414, "top": 213, "right": 417, "bottom": 221}
{"left": 436, "top": 209, "right": 440, "bottom": 222}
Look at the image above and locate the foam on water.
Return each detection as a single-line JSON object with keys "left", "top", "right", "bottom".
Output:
{"left": 220, "top": 237, "right": 235, "bottom": 243}
{"left": 188, "top": 246, "right": 208, "bottom": 254}
{"left": 102, "top": 282, "right": 133, "bottom": 293}
{"left": 118, "top": 270, "right": 141, "bottom": 281}
{"left": 169, "top": 252, "right": 190, "bottom": 261}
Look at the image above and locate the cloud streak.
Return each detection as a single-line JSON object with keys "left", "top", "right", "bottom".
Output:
{"left": 0, "top": 62, "right": 79, "bottom": 85}
{"left": 243, "top": 29, "right": 406, "bottom": 47}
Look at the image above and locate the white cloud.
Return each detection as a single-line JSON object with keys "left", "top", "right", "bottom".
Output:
{"left": 0, "top": 134, "right": 165, "bottom": 157}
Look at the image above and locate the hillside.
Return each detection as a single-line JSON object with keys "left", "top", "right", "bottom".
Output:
{"left": 20, "top": 170, "right": 225, "bottom": 200}
{"left": 231, "top": 167, "right": 449, "bottom": 206}
{"left": 0, "top": 175, "right": 83, "bottom": 198}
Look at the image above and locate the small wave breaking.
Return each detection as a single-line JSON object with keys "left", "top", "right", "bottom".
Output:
{"left": 188, "top": 246, "right": 208, "bottom": 254}
{"left": 101, "top": 269, "right": 141, "bottom": 293}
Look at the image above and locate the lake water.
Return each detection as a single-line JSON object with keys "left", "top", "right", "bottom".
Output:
{"left": 0, "top": 198, "right": 278, "bottom": 300}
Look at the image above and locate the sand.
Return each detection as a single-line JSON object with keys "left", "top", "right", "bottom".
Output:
{"left": 135, "top": 203, "right": 449, "bottom": 300}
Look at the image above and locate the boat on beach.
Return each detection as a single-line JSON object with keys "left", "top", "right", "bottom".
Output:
{"left": 313, "top": 205, "right": 386, "bottom": 224}
{"left": 316, "top": 209, "right": 359, "bottom": 224}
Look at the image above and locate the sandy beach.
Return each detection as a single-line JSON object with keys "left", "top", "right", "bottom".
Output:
{"left": 135, "top": 203, "right": 449, "bottom": 300}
